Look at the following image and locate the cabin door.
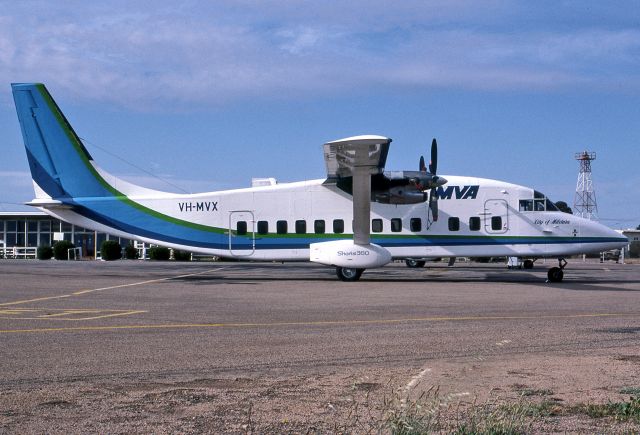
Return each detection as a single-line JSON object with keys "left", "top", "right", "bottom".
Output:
{"left": 483, "top": 199, "right": 509, "bottom": 234}
{"left": 228, "top": 211, "right": 255, "bottom": 257}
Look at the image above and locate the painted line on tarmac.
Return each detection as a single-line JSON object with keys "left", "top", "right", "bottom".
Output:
{"left": 0, "top": 267, "right": 226, "bottom": 307}
{"left": 0, "top": 308, "right": 147, "bottom": 321}
{"left": 0, "top": 312, "right": 637, "bottom": 334}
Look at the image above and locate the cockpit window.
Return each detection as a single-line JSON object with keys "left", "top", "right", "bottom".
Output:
{"left": 520, "top": 191, "right": 559, "bottom": 212}
{"left": 519, "top": 199, "right": 533, "bottom": 212}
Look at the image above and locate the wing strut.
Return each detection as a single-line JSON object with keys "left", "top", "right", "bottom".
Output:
{"left": 352, "top": 164, "right": 371, "bottom": 245}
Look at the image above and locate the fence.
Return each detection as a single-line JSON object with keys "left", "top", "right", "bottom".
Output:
{"left": 0, "top": 247, "right": 37, "bottom": 259}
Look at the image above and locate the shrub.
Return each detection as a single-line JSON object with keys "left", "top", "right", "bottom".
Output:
{"left": 37, "top": 245, "right": 54, "bottom": 260}
{"left": 173, "top": 250, "right": 192, "bottom": 261}
{"left": 100, "top": 240, "right": 122, "bottom": 261}
{"left": 124, "top": 244, "right": 139, "bottom": 259}
{"left": 149, "top": 246, "right": 171, "bottom": 261}
{"left": 53, "top": 240, "right": 75, "bottom": 260}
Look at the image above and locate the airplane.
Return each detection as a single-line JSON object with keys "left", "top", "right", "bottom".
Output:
{"left": 11, "top": 83, "right": 628, "bottom": 282}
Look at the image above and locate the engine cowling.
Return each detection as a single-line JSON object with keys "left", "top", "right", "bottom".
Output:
{"left": 309, "top": 240, "right": 392, "bottom": 268}
{"left": 374, "top": 187, "right": 427, "bottom": 204}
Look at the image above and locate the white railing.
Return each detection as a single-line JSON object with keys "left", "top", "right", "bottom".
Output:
{"left": 0, "top": 247, "right": 37, "bottom": 259}
{"left": 67, "top": 247, "right": 82, "bottom": 260}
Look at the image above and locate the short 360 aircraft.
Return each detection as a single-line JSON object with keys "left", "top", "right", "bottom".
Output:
{"left": 12, "top": 83, "right": 627, "bottom": 281}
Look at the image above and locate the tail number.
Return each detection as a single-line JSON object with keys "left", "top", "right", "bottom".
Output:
{"left": 178, "top": 201, "right": 218, "bottom": 212}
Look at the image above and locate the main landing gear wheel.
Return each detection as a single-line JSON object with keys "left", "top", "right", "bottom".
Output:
{"left": 547, "top": 267, "right": 564, "bottom": 283}
{"left": 405, "top": 259, "right": 426, "bottom": 268}
{"left": 547, "top": 258, "right": 567, "bottom": 283}
{"left": 336, "top": 267, "right": 364, "bottom": 282}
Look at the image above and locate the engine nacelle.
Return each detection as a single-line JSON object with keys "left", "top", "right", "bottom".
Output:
{"left": 309, "top": 240, "right": 392, "bottom": 268}
{"left": 374, "top": 187, "right": 427, "bottom": 204}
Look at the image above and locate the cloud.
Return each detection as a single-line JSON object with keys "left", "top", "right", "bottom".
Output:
{"left": 1, "top": 2, "right": 640, "bottom": 109}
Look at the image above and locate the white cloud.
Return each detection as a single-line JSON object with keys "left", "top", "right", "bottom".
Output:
{"left": 1, "top": 2, "right": 639, "bottom": 109}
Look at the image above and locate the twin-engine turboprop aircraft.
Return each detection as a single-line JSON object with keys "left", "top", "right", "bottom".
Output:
{"left": 11, "top": 83, "right": 628, "bottom": 281}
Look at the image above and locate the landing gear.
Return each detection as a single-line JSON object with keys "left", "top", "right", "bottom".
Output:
{"left": 523, "top": 259, "right": 534, "bottom": 269}
{"left": 405, "top": 259, "right": 426, "bottom": 268}
{"left": 547, "top": 258, "right": 567, "bottom": 283}
{"left": 336, "top": 267, "right": 364, "bottom": 282}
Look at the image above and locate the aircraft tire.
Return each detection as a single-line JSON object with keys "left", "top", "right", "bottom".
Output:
{"left": 547, "top": 267, "right": 564, "bottom": 283}
{"left": 523, "top": 259, "right": 534, "bottom": 269}
{"left": 405, "top": 259, "right": 426, "bottom": 268}
{"left": 336, "top": 267, "right": 364, "bottom": 281}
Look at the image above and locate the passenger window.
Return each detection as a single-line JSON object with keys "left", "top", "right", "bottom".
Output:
{"left": 519, "top": 199, "right": 533, "bottom": 212}
{"left": 295, "top": 220, "right": 306, "bottom": 234}
{"left": 491, "top": 216, "right": 502, "bottom": 231}
{"left": 236, "top": 221, "right": 247, "bottom": 236}
{"left": 257, "top": 221, "right": 268, "bottom": 235}
{"left": 391, "top": 218, "right": 402, "bottom": 232}
{"left": 410, "top": 218, "right": 421, "bottom": 232}
{"left": 469, "top": 216, "right": 481, "bottom": 231}
{"left": 276, "top": 220, "right": 288, "bottom": 234}
{"left": 333, "top": 219, "right": 344, "bottom": 234}
{"left": 372, "top": 219, "right": 383, "bottom": 233}
{"left": 314, "top": 220, "right": 325, "bottom": 234}
{"left": 448, "top": 217, "right": 460, "bottom": 231}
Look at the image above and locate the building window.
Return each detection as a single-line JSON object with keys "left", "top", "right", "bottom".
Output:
{"left": 469, "top": 216, "right": 481, "bottom": 231}
{"left": 257, "top": 221, "right": 269, "bottom": 235}
{"left": 372, "top": 219, "right": 383, "bottom": 233}
{"left": 491, "top": 216, "right": 502, "bottom": 231}
{"left": 333, "top": 219, "right": 344, "bottom": 234}
{"left": 236, "top": 221, "right": 247, "bottom": 236}
{"left": 276, "top": 220, "right": 288, "bottom": 234}
{"left": 295, "top": 220, "right": 306, "bottom": 234}
{"left": 40, "top": 220, "right": 51, "bottom": 232}
{"left": 448, "top": 217, "right": 460, "bottom": 231}
{"left": 391, "top": 218, "right": 402, "bottom": 232}
{"left": 314, "top": 220, "right": 325, "bottom": 234}
{"left": 410, "top": 218, "right": 421, "bottom": 232}
{"left": 4, "top": 221, "right": 24, "bottom": 247}
{"left": 40, "top": 233, "right": 51, "bottom": 246}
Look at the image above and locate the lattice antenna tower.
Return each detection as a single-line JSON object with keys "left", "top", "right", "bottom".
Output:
{"left": 573, "top": 151, "right": 598, "bottom": 220}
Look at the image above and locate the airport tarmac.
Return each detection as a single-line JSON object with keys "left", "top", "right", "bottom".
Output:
{"left": 0, "top": 259, "right": 639, "bottom": 433}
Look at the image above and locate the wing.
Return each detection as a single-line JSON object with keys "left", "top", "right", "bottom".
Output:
{"left": 324, "top": 135, "right": 391, "bottom": 179}
{"left": 323, "top": 135, "right": 392, "bottom": 245}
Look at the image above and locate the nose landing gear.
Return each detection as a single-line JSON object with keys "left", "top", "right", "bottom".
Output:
{"left": 547, "top": 258, "right": 567, "bottom": 283}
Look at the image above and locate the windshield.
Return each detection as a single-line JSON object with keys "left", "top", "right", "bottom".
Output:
{"left": 519, "top": 191, "right": 559, "bottom": 212}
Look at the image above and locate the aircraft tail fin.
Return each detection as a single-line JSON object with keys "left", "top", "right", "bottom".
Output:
{"left": 11, "top": 83, "right": 116, "bottom": 201}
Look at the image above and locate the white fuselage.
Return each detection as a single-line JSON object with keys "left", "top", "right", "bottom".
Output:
{"left": 43, "top": 174, "right": 626, "bottom": 261}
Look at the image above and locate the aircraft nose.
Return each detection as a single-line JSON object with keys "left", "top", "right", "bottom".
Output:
{"left": 595, "top": 222, "right": 629, "bottom": 250}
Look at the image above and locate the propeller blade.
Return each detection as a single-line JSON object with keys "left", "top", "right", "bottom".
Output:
{"left": 429, "top": 138, "right": 437, "bottom": 174}
{"left": 430, "top": 188, "right": 439, "bottom": 221}
{"left": 419, "top": 156, "right": 426, "bottom": 172}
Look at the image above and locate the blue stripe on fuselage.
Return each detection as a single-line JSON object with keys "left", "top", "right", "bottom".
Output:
{"left": 68, "top": 200, "right": 624, "bottom": 250}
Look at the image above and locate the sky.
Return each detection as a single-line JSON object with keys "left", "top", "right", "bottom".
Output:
{"left": 0, "top": 0, "right": 639, "bottom": 228}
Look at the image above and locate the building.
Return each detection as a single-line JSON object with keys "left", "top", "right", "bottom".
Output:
{"left": 0, "top": 211, "right": 138, "bottom": 259}
{"left": 620, "top": 229, "right": 640, "bottom": 259}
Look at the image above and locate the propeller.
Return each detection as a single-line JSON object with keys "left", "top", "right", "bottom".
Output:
{"left": 419, "top": 138, "right": 443, "bottom": 222}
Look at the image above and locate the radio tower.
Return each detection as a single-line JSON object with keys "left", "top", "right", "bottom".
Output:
{"left": 574, "top": 151, "right": 598, "bottom": 220}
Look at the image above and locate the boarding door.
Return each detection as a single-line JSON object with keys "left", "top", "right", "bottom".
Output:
{"left": 483, "top": 199, "right": 509, "bottom": 234}
{"left": 228, "top": 211, "right": 255, "bottom": 257}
